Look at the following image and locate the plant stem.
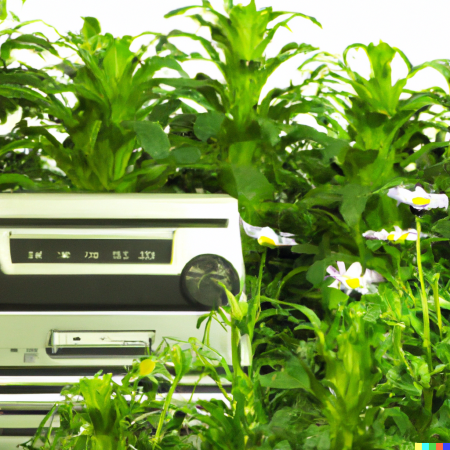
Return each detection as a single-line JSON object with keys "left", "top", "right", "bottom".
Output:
{"left": 432, "top": 275, "right": 443, "bottom": 339}
{"left": 416, "top": 217, "right": 433, "bottom": 371}
{"left": 231, "top": 319, "right": 243, "bottom": 379}
{"left": 202, "top": 313, "right": 213, "bottom": 347}
{"left": 248, "top": 248, "right": 267, "bottom": 377}
{"left": 153, "top": 375, "right": 181, "bottom": 449}
{"left": 354, "top": 219, "right": 366, "bottom": 265}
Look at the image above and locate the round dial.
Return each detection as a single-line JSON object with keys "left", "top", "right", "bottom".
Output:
{"left": 180, "top": 254, "right": 240, "bottom": 309}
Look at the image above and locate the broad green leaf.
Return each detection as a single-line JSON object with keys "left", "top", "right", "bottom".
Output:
{"left": 259, "top": 355, "right": 310, "bottom": 391}
{"left": 433, "top": 218, "right": 450, "bottom": 238}
{"left": 306, "top": 259, "right": 329, "bottom": 287}
{"left": 164, "top": 5, "right": 200, "bottom": 18}
{"left": 103, "top": 37, "right": 134, "bottom": 82}
{"left": 10, "top": 34, "right": 58, "bottom": 55}
{"left": 262, "top": 297, "right": 321, "bottom": 330}
{"left": 274, "top": 441, "right": 292, "bottom": 450}
{"left": 322, "top": 286, "right": 349, "bottom": 310}
{"left": 410, "top": 59, "right": 450, "bottom": 90}
{"left": 128, "top": 121, "right": 170, "bottom": 160}
{"left": 280, "top": 42, "right": 299, "bottom": 54}
{"left": 291, "top": 244, "right": 319, "bottom": 255}
{"left": 0, "top": 173, "right": 37, "bottom": 189}
{"left": 194, "top": 111, "right": 224, "bottom": 142}
{"left": 0, "top": 139, "right": 34, "bottom": 155}
{"left": 363, "top": 303, "right": 382, "bottom": 323}
{"left": 259, "top": 118, "right": 281, "bottom": 146}
{"left": 172, "top": 146, "right": 201, "bottom": 164}
{"left": 372, "top": 177, "right": 420, "bottom": 194}
{"left": 229, "top": 141, "right": 257, "bottom": 165}
{"left": 81, "top": 16, "right": 101, "bottom": 39}
{"left": 232, "top": 164, "right": 274, "bottom": 202}
{"left": 0, "top": 85, "right": 49, "bottom": 105}
{"left": 380, "top": 408, "right": 415, "bottom": 437}
{"left": 167, "top": 30, "right": 221, "bottom": 64}
{"left": 400, "top": 142, "right": 448, "bottom": 168}
{"left": 148, "top": 99, "right": 182, "bottom": 127}
{"left": 340, "top": 184, "right": 371, "bottom": 227}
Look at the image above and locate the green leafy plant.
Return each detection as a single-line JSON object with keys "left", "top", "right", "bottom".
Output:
{"left": 273, "top": 41, "right": 450, "bottom": 296}
{"left": 8, "top": 1, "right": 450, "bottom": 449}
{"left": 0, "top": 12, "right": 73, "bottom": 190}
{"left": 21, "top": 352, "right": 199, "bottom": 450}
{"left": 155, "top": 0, "right": 348, "bottom": 229}
{"left": 7, "top": 17, "right": 197, "bottom": 192}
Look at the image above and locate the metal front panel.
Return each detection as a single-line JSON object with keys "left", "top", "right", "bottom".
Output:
{"left": 0, "top": 273, "right": 194, "bottom": 311}
{"left": 0, "top": 312, "right": 234, "bottom": 367}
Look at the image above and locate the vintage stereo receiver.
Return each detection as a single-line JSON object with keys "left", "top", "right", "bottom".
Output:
{"left": 0, "top": 193, "right": 245, "bottom": 368}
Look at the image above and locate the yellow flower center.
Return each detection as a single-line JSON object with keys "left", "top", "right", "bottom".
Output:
{"left": 139, "top": 359, "right": 156, "bottom": 376}
{"left": 412, "top": 197, "right": 430, "bottom": 206}
{"left": 388, "top": 232, "right": 409, "bottom": 242}
{"left": 258, "top": 236, "right": 276, "bottom": 247}
{"left": 346, "top": 278, "right": 360, "bottom": 289}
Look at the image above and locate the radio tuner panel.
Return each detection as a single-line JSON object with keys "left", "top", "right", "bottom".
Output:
{"left": 0, "top": 193, "right": 245, "bottom": 312}
{"left": 0, "top": 193, "right": 247, "bottom": 369}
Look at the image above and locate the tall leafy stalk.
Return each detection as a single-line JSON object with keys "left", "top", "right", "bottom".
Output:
{"left": 415, "top": 217, "right": 432, "bottom": 370}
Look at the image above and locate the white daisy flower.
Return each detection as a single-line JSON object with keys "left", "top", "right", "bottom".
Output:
{"left": 240, "top": 217, "right": 297, "bottom": 247}
{"left": 387, "top": 185, "right": 448, "bottom": 210}
{"left": 363, "top": 226, "right": 427, "bottom": 242}
{"left": 326, "top": 261, "right": 384, "bottom": 295}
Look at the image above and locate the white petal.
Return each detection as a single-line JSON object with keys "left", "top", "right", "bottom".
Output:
{"left": 364, "top": 269, "right": 385, "bottom": 284}
{"left": 387, "top": 187, "right": 402, "bottom": 202}
{"left": 388, "top": 186, "right": 412, "bottom": 204}
{"left": 337, "top": 261, "right": 346, "bottom": 275}
{"left": 363, "top": 230, "right": 388, "bottom": 240}
{"left": 241, "top": 218, "right": 262, "bottom": 239}
{"left": 346, "top": 262, "right": 362, "bottom": 279}
{"left": 279, "top": 231, "right": 296, "bottom": 237}
{"left": 326, "top": 266, "right": 340, "bottom": 277}
{"left": 260, "top": 227, "right": 277, "bottom": 238}
{"left": 355, "top": 286, "right": 370, "bottom": 295}
{"left": 245, "top": 222, "right": 298, "bottom": 246}
{"left": 414, "top": 185, "right": 427, "bottom": 196}
{"left": 403, "top": 228, "right": 420, "bottom": 241}
{"left": 376, "top": 229, "right": 389, "bottom": 240}
{"left": 329, "top": 280, "right": 340, "bottom": 289}
{"left": 278, "top": 236, "right": 298, "bottom": 246}
{"left": 427, "top": 193, "right": 449, "bottom": 210}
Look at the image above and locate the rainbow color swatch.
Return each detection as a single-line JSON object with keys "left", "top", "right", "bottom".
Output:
{"left": 415, "top": 444, "right": 450, "bottom": 449}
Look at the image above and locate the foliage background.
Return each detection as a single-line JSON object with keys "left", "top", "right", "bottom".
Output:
{"left": 3, "top": 0, "right": 450, "bottom": 448}
{"left": 1, "top": 0, "right": 448, "bottom": 140}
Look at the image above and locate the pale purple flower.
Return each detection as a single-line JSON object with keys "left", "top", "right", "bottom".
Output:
{"left": 387, "top": 185, "right": 448, "bottom": 210}
{"left": 240, "top": 217, "right": 297, "bottom": 247}
{"left": 326, "top": 261, "right": 384, "bottom": 295}
{"left": 363, "top": 226, "right": 427, "bottom": 242}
